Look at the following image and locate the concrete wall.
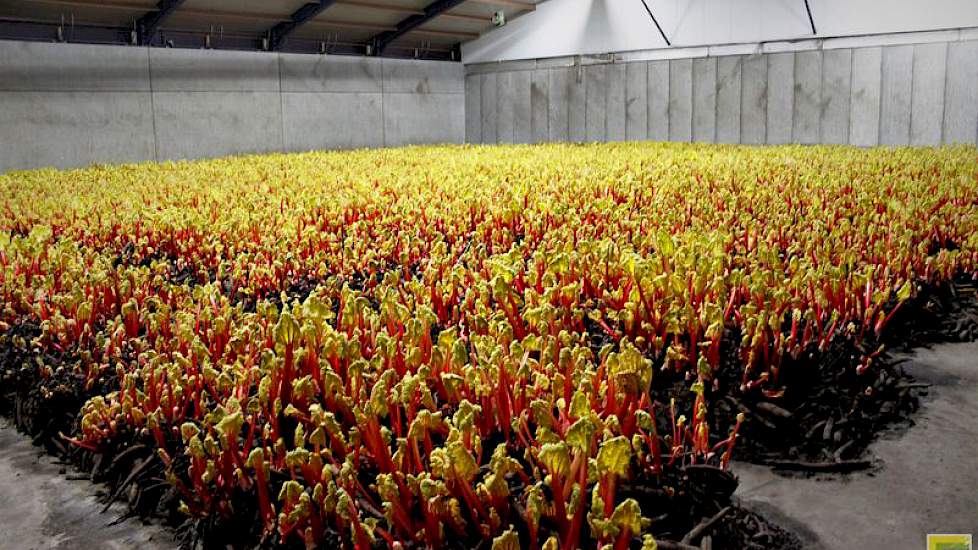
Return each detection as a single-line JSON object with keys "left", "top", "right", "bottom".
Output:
{"left": 467, "top": 33, "right": 978, "bottom": 147}
{"left": 0, "top": 41, "right": 465, "bottom": 173}
{"left": 463, "top": 0, "right": 978, "bottom": 63}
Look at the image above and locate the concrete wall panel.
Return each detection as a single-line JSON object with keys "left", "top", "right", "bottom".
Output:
{"left": 715, "top": 56, "right": 742, "bottom": 144}
{"left": 153, "top": 91, "right": 283, "bottom": 160}
{"left": 625, "top": 61, "right": 648, "bottom": 140}
{"left": 766, "top": 52, "right": 794, "bottom": 144}
{"left": 849, "top": 47, "right": 882, "bottom": 146}
{"left": 943, "top": 41, "right": 978, "bottom": 144}
{"left": 741, "top": 54, "right": 768, "bottom": 144}
{"left": 567, "top": 67, "right": 587, "bottom": 142}
{"left": 820, "top": 49, "right": 851, "bottom": 144}
{"left": 648, "top": 61, "right": 670, "bottom": 140}
{"left": 465, "top": 74, "right": 482, "bottom": 143}
{"left": 607, "top": 64, "right": 627, "bottom": 141}
{"left": 150, "top": 48, "right": 280, "bottom": 92}
{"left": 879, "top": 45, "right": 913, "bottom": 145}
{"left": 514, "top": 70, "right": 533, "bottom": 143}
{"left": 0, "top": 41, "right": 465, "bottom": 172}
{"left": 280, "top": 54, "right": 382, "bottom": 93}
{"left": 669, "top": 58, "right": 693, "bottom": 142}
{"left": 282, "top": 92, "right": 383, "bottom": 151}
{"left": 910, "top": 42, "right": 947, "bottom": 145}
{"left": 692, "top": 57, "right": 717, "bottom": 142}
{"left": 531, "top": 69, "right": 550, "bottom": 143}
{"left": 480, "top": 73, "right": 498, "bottom": 143}
{"left": 382, "top": 58, "right": 465, "bottom": 94}
{"left": 384, "top": 93, "right": 465, "bottom": 146}
{"left": 461, "top": 0, "right": 978, "bottom": 64}
{"left": 463, "top": 37, "right": 966, "bottom": 149}
{"left": 585, "top": 64, "right": 608, "bottom": 141}
{"left": 0, "top": 41, "right": 149, "bottom": 91}
{"left": 549, "top": 68, "right": 571, "bottom": 141}
{"left": 0, "top": 91, "right": 155, "bottom": 172}
{"left": 792, "top": 50, "right": 822, "bottom": 144}
{"left": 497, "top": 72, "right": 516, "bottom": 143}
{"left": 568, "top": 67, "right": 587, "bottom": 141}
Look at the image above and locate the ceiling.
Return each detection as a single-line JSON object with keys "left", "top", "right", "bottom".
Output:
{"left": 0, "top": 0, "right": 542, "bottom": 60}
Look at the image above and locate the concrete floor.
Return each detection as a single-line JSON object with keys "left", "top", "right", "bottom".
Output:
{"left": 0, "top": 419, "right": 176, "bottom": 550}
{"left": 0, "top": 342, "right": 973, "bottom": 549}
{"left": 734, "top": 341, "right": 978, "bottom": 550}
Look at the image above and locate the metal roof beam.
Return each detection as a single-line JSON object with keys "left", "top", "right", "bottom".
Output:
{"left": 136, "top": 0, "right": 187, "bottom": 45}
{"left": 369, "top": 0, "right": 468, "bottom": 55}
{"left": 638, "top": 0, "right": 670, "bottom": 46}
{"left": 335, "top": 0, "right": 424, "bottom": 16}
{"left": 265, "top": 0, "right": 338, "bottom": 51}
{"left": 16, "top": 0, "right": 481, "bottom": 50}
{"left": 803, "top": 0, "right": 816, "bottom": 34}
{"left": 469, "top": 0, "right": 534, "bottom": 10}
{"left": 0, "top": 17, "right": 461, "bottom": 58}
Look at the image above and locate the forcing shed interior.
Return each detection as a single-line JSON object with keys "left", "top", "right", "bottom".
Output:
{"left": 0, "top": 1, "right": 977, "bottom": 550}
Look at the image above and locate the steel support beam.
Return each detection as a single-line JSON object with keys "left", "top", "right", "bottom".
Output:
{"left": 0, "top": 18, "right": 129, "bottom": 45}
{"left": 0, "top": 18, "right": 459, "bottom": 59}
{"left": 638, "top": 0, "right": 670, "bottom": 46}
{"left": 336, "top": 0, "right": 423, "bottom": 16}
{"left": 470, "top": 0, "right": 534, "bottom": 10}
{"left": 266, "top": 0, "right": 338, "bottom": 51}
{"left": 369, "top": 0, "right": 467, "bottom": 55}
{"left": 136, "top": 0, "right": 187, "bottom": 45}
{"left": 20, "top": 0, "right": 476, "bottom": 38}
{"left": 803, "top": 0, "right": 816, "bottom": 34}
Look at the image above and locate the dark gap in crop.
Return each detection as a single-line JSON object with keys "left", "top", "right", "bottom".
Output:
{"left": 114, "top": 242, "right": 203, "bottom": 288}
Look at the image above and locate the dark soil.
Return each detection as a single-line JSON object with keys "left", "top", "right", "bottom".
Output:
{"left": 707, "top": 336, "right": 918, "bottom": 469}
{"left": 887, "top": 277, "right": 978, "bottom": 346}
{"left": 705, "top": 278, "right": 978, "bottom": 470}
{"left": 618, "top": 466, "right": 804, "bottom": 550}
{"left": 709, "top": 507, "right": 804, "bottom": 550}
{"left": 0, "top": 321, "right": 186, "bottom": 536}
{"left": 114, "top": 242, "right": 202, "bottom": 287}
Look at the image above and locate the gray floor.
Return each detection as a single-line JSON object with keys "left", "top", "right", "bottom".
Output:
{"left": 0, "top": 342, "right": 974, "bottom": 549}
{"left": 0, "top": 420, "right": 176, "bottom": 550}
{"left": 735, "top": 341, "right": 978, "bottom": 550}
